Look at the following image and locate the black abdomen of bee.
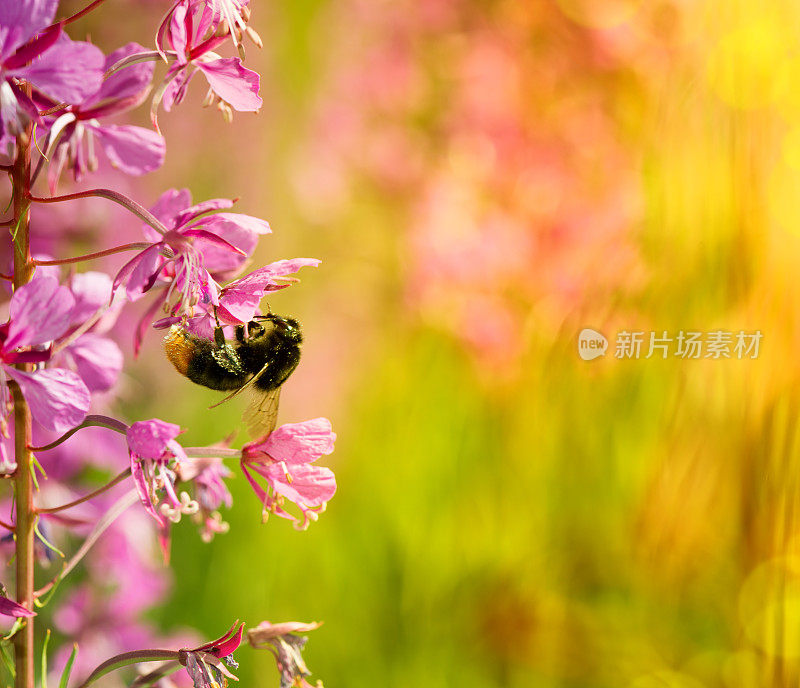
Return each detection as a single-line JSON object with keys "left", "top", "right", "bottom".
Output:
{"left": 185, "top": 339, "right": 250, "bottom": 391}
{"left": 238, "top": 335, "right": 301, "bottom": 392}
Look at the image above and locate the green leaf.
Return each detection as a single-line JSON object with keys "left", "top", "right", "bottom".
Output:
{"left": 0, "top": 640, "right": 15, "bottom": 679}
{"left": 41, "top": 629, "right": 51, "bottom": 688}
{"left": 58, "top": 644, "right": 78, "bottom": 688}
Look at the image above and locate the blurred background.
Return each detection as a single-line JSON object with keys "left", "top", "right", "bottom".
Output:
{"left": 49, "top": 0, "right": 800, "bottom": 686}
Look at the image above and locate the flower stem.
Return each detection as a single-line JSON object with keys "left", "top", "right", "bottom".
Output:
{"left": 50, "top": 0, "right": 111, "bottom": 29}
{"left": 33, "top": 243, "right": 153, "bottom": 266}
{"left": 29, "top": 414, "right": 129, "bottom": 452}
{"left": 12, "top": 101, "right": 35, "bottom": 688}
{"left": 27, "top": 189, "right": 168, "bottom": 236}
{"left": 36, "top": 468, "right": 132, "bottom": 514}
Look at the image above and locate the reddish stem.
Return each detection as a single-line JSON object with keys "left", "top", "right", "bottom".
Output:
{"left": 27, "top": 189, "right": 168, "bottom": 236}
{"left": 33, "top": 242, "right": 152, "bottom": 266}
{"left": 36, "top": 468, "right": 132, "bottom": 514}
{"left": 49, "top": 0, "right": 110, "bottom": 28}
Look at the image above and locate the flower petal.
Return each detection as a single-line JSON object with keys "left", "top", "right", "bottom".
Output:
{"left": 127, "top": 419, "right": 185, "bottom": 461}
{"left": 266, "top": 463, "right": 336, "bottom": 508}
{"left": 68, "top": 271, "right": 113, "bottom": 324}
{"left": 90, "top": 42, "right": 154, "bottom": 109}
{"left": 196, "top": 57, "right": 261, "bottom": 112}
{"left": 6, "top": 276, "right": 74, "bottom": 350}
{"left": 91, "top": 124, "right": 166, "bottom": 176}
{"left": 0, "top": 596, "right": 35, "bottom": 618}
{"left": 10, "top": 35, "right": 104, "bottom": 104}
{"left": 62, "top": 333, "right": 123, "bottom": 393}
{"left": 149, "top": 188, "right": 192, "bottom": 230}
{"left": 248, "top": 418, "right": 336, "bottom": 466}
{"left": 5, "top": 367, "right": 90, "bottom": 433}
{"left": 0, "top": 0, "right": 57, "bottom": 60}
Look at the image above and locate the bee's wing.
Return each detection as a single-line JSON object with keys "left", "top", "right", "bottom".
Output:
{"left": 208, "top": 360, "right": 270, "bottom": 409}
{"left": 242, "top": 386, "right": 281, "bottom": 439}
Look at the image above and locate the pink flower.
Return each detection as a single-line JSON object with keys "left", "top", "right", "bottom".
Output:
{"left": 247, "top": 621, "right": 321, "bottom": 688}
{"left": 114, "top": 188, "right": 269, "bottom": 347}
{"left": 154, "top": 0, "right": 261, "bottom": 127}
{"left": 47, "top": 43, "right": 165, "bottom": 188}
{"left": 126, "top": 419, "right": 198, "bottom": 559}
{"left": 0, "top": 277, "right": 91, "bottom": 433}
{"left": 176, "top": 454, "right": 233, "bottom": 542}
{"left": 241, "top": 418, "right": 336, "bottom": 530}
{"left": 0, "top": 0, "right": 104, "bottom": 147}
{"left": 50, "top": 272, "right": 124, "bottom": 393}
{"left": 162, "top": 258, "right": 320, "bottom": 338}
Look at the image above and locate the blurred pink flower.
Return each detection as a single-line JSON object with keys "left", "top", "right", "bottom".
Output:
{"left": 0, "top": 277, "right": 91, "bottom": 432}
{"left": 0, "top": 0, "right": 104, "bottom": 147}
{"left": 155, "top": 0, "right": 261, "bottom": 126}
{"left": 47, "top": 42, "right": 165, "bottom": 187}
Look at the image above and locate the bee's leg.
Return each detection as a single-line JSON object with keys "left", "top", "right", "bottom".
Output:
{"left": 212, "top": 309, "right": 227, "bottom": 348}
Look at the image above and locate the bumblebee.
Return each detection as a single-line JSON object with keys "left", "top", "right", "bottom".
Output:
{"left": 165, "top": 314, "right": 302, "bottom": 438}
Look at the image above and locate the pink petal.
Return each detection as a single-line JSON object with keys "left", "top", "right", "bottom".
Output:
{"left": 5, "top": 367, "right": 90, "bottom": 433}
{"left": 91, "top": 124, "right": 166, "bottom": 176}
{"left": 266, "top": 463, "right": 336, "bottom": 507}
{"left": 247, "top": 418, "right": 336, "bottom": 466}
{"left": 0, "top": 596, "right": 35, "bottom": 618}
{"left": 0, "top": 0, "right": 58, "bottom": 60}
{"left": 63, "top": 333, "right": 123, "bottom": 393}
{"left": 197, "top": 57, "right": 261, "bottom": 111}
{"left": 131, "top": 457, "right": 163, "bottom": 524}
{"left": 127, "top": 419, "right": 186, "bottom": 461}
{"left": 196, "top": 213, "right": 270, "bottom": 274}
{"left": 149, "top": 188, "right": 192, "bottom": 230}
{"left": 10, "top": 35, "right": 104, "bottom": 104}
{"left": 90, "top": 42, "right": 154, "bottom": 109}
{"left": 6, "top": 276, "right": 74, "bottom": 350}
{"left": 174, "top": 198, "right": 235, "bottom": 227}
{"left": 124, "top": 244, "right": 166, "bottom": 300}
{"left": 161, "top": 65, "right": 194, "bottom": 112}
{"left": 68, "top": 271, "right": 112, "bottom": 323}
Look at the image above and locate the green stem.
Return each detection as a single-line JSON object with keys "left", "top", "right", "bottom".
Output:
{"left": 12, "top": 100, "right": 35, "bottom": 688}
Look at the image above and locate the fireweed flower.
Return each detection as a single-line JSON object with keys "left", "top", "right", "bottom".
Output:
{"left": 175, "top": 455, "right": 233, "bottom": 542}
{"left": 240, "top": 418, "right": 336, "bottom": 529}
{"left": 126, "top": 419, "right": 199, "bottom": 556}
{"left": 164, "top": 258, "right": 321, "bottom": 338}
{"left": 181, "top": 621, "right": 244, "bottom": 688}
{"left": 0, "top": 0, "right": 104, "bottom": 150}
{"left": 114, "top": 188, "right": 270, "bottom": 350}
{"left": 158, "top": 0, "right": 260, "bottom": 53}
{"left": 46, "top": 42, "right": 166, "bottom": 188}
{"left": 0, "top": 277, "right": 91, "bottom": 433}
{"left": 247, "top": 621, "right": 321, "bottom": 688}
{"left": 153, "top": 0, "right": 261, "bottom": 126}
{"left": 50, "top": 271, "right": 124, "bottom": 393}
